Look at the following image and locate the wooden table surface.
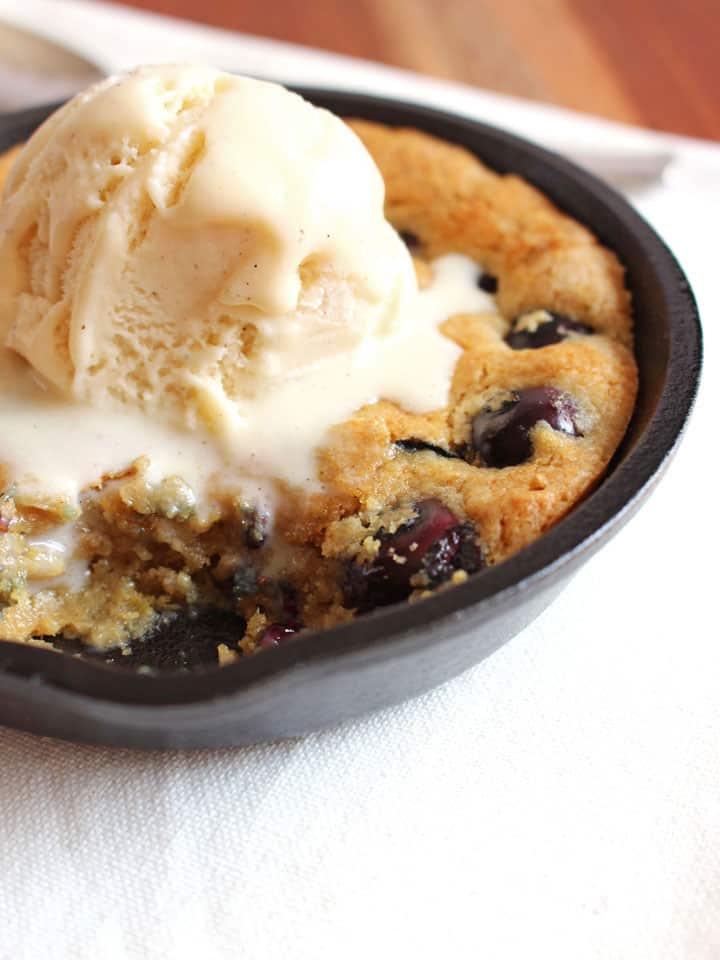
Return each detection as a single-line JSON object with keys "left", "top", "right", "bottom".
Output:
{"left": 117, "top": 0, "right": 719, "bottom": 141}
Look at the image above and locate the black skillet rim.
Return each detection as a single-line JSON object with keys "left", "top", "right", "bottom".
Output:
{"left": 0, "top": 89, "right": 703, "bottom": 707}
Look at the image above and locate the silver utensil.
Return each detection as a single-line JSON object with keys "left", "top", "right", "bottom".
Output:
{"left": 0, "top": 19, "right": 103, "bottom": 111}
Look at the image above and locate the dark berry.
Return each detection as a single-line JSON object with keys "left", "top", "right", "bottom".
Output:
{"left": 399, "top": 229, "right": 420, "bottom": 250}
{"left": 344, "top": 499, "right": 484, "bottom": 610}
{"left": 471, "top": 386, "right": 579, "bottom": 468}
{"left": 420, "top": 522, "right": 483, "bottom": 588}
{"left": 378, "top": 499, "right": 457, "bottom": 564}
{"left": 258, "top": 620, "right": 302, "bottom": 649}
{"left": 395, "top": 438, "right": 461, "bottom": 460}
{"left": 506, "top": 310, "right": 593, "bottom": 349}
{"left": 96, "top": 607, "right": 247, "bottom": 671}
{"left": 477, "top": 272, "right": 498, "bottom": 294}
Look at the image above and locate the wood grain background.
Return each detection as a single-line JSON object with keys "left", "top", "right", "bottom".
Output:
{"left": 115, "top": 0, "right": 720, "bottom": 140}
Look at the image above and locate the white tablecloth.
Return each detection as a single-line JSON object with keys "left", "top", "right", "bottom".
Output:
{"left": 0, "top": 3, "right": 716, "bottom": 957}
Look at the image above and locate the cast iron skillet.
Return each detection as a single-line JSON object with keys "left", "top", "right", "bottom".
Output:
{"left": 0, "top": 90, "right": 702, "bottom": 749}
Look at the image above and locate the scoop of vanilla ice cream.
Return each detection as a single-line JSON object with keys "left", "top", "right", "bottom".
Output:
{"left": 0, "top": 65, "right": 416, "bottom": 438}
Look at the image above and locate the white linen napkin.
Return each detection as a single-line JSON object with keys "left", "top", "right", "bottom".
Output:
{"left": 0, "top": 3, "right": 717, "bottom": 958}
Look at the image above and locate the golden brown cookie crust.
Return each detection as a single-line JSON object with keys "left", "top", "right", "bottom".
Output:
{"left": 315, "top": 121, "right": 637, "bottom": 564}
